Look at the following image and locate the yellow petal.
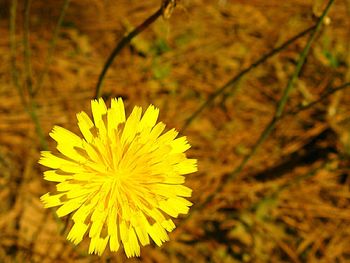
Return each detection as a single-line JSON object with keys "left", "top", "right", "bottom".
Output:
{"left": 56, "top": 196, "right": 86, "bottom": 217}
{"left": 72, "top": 203, "right": 95, "bottom": 224}
{"left": 123, "top": 227, "right": 140, "bottom": 258}
{"left": 121, "top": 106, "right": 142, "bottom": 145}
{"left": 50, "top": 126, "right": 82, "bottom": 146}
{"left": 163, "top": 173, "right": 185, "bottom": 184}
{"left": 56, "top": 144, "right": 86, "bottom": 162}
{"left": 176, "top": 159, "right": 198, "bottom": 174}
{"left": 39, "top": 151, "right": 73, "bottom": 169}
{"left": 153, "top": 184, "right": 192, "bottom": 198}
{"left": 147, "top": 222, "right": 168, "bottom": 247}
{"left": 89, "top": 236, "right": 109, "bottom": 256}
{"left": 111, "top": 97, "right": 125, "bottom": 123}
{"left": 133, "top": 213, "right": 150, "bottom": 246}
{"left": 77, "top": 111, "right": 94, "bottom": 142}
{"left": 139, "top": 105, "right": 159, "bottom": 132}
{"left": 39, "top": 151, "right": 84, "bottom": 173}
{"left": 157, "top": 128, "right": 178, "bottom": 145}
{"left": 40, "top": 193, "right": 65, "bottom": 208}
{"left": 170, "top": 136, "right": 191, "bottom": 153}
{"left": 159, "top": 197, "right": 192, "bottom": 217}
{"left": 67, "top": 222, "right": 89, "bottom": 244}
{"left": 119, "top": 220, "right": 129, "bottom": 243}
{"left": 91, "top": 98, "right": 107, "bottom": 128}
{"left": 161, "top": 219, "right": 175, "bottom": 232}
{"left": 108, "top": 208, "right": 120, "bottom": 252}
{"left": 147, "top": 122, "right": 166, "bottom": 142}
{"left": 90, "top": 205, "right": 107, "bottom": 237}
{"left": 43, "top": 170, "right": 73, "bottom": 182}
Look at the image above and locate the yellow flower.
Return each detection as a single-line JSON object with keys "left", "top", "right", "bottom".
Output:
{"left": 39, "top": 98, "right": 197, "bottom": 257}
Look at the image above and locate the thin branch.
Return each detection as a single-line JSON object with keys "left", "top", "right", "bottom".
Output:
{"left": 21, "top": 0, "right": 48, "bottom": 150}
{"left": 226, "top": 0, "right": 334, "bottom": 182}
{"left": 180, "top": 25, "right": 316, "bottom": 133}
{"left": 27, "top": 102, "right": 48, "bottom": 150}
{"left": 34, "top": 0, "right": 70, "bottom": 95}
{"left": 289, "top": 82, "right": 350, "bottom": 115}
{"left": 251, "top": 160, "right": 330, "bottom": 218}
{"left": 10, "top": 0, "right": 26, "bottom": 106}
{"left": 94, "top": 6, "right": 165, "bottom": 99}
{"left": 23, "top": 0, "right": 34, "bottom": 96}
{"left": 194, "top": 0, "right": 334, "bottom": 212}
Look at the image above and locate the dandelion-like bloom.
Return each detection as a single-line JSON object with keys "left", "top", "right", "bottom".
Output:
{"left": 39, "top": 98, "right": 197, "bottom": 257}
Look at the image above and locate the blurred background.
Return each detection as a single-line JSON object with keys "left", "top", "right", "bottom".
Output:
{"left": 0, "top": 0, "right": 350, "bottom": 262}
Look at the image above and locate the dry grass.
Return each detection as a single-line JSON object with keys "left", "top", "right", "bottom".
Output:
{"left": 0, "top": 0, "right": 350, "bottom": 262}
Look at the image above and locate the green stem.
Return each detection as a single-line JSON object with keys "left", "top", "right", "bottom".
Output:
{"left": 18, "top": 0, "right": 48, "bottom": 150}
{"left": 34, "top": 0, "right": 70, "bottom": 95}
{"left": 23, "top": 0, "right": 34, "bottom": 96}
{"left": 26, "top": 101, "right": 48, "bottom": 150}
{"left": 197, "top": 0, "right": 334, "bottom": 211}
{"left": 227, "top": 0, "right": 334, "bottom": 181}
{"left": 251, "top": 160, "right": 329, "bottom": 212}
{"left": 230, "top": 0, "right": 334, "bottom": 178}
{"left": 289, "top": 82, "right": 350, "bottom": 115}
{"left": 94, "top": 7, "right": 163, "bottom": 99}
{"left": 180, "top": 25, "right": 316, "bottom": 133}
{"left": 9, "top": 0, "right": 26, "bottom": 106}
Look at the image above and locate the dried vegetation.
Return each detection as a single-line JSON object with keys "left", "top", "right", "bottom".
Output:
{"left": 0, "top": 0, "right": 350, "bottom": 262}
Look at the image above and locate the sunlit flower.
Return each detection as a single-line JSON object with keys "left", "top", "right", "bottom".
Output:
{"left": 39, "top": 98, "right": 197, "bottom": 257}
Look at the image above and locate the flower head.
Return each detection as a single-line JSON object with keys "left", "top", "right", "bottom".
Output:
{"left": 39, "top": 98, "right": 197, "bottom": 257}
